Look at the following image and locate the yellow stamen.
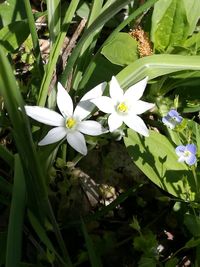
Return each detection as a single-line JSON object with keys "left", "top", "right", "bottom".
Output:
{"left": 184, "top": 150, "right": 191, "bottom": 157}
{"left": 66, "top": 117, "right": 76, "bottom": 129}
{"left": 117, "top": 102, "right": 128, "bottom": 113}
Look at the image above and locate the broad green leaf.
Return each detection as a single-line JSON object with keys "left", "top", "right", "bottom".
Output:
{"left": 183, "top": 0, "right": 200, "bottom": 35}
{"left": 183, "top": 32, "right": 200, "bottom": 55}
{"left": 151, "top": 0, "right": 190, "bottom": 52}
{"left": 0, "top": 0, "right": 26, "bottom": 27}
{"left": 124, "top": 130, "right": 194, "bottom": 200}
{"left": 79, "top": 0, "right": 159, "bottom": 91}
{"left": 117, "top": 55, "right": 200, "bottom": 90}
{"left": 81, "top": 54, "right": 121, "bottom": 90}
{"left": 101, "top": 32, "right": 138, "bottom": 66}
{"left": 0, "top": 21, "right": 29, "bottom": 53}
{"left": 185, "top": 237, "right": 200, "bottom": 249}
{"left": 184, "top": 214, "right": 200, "bottom": 237}
{"left": 133, "top": 231, "right": 158, "bottom": 260}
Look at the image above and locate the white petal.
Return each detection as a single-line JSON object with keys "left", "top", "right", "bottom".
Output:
{"left": 25, "top": 106, "right": 64, "bottom": 126}
{"left": 108, "top": 112, "right": 123, "bottom": 132}
{"left": 109, "top": 76, "right": 124, "bottom": 102}
{"left": 123, "top": 114, "right": 149, "bottom": 136}
{"left": 77, "top": 120, "right": 105, "bottom": 136}
{"left": 124, "top": 77, "right": 148, "bottom": 101}
{"left": 38, "top": 127, "right": 67, "bottom": 145}
{"left": 57, "top": 82, "right": 73, "bottom": 117}
{"left": 80, "top": 82, "right": 107, "bottom": 101}
{"left": 91, "top": 96, "right": 115, "bottom": 113}
{"left": 74, "top": 82, "right": 107, "bottom": 120}
{"left": 130, "top": 100, "right": 155, "bottom": 115}
{"left": 178, "top": 156, "right": 185, "bottom": 163}
{"left": 66, "top": 131, "right": 87, "bottom": 155}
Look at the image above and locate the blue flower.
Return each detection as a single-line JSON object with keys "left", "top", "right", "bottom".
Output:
{"left": 175, "top": 144, "right": 197, "bottom": 166}
{"left": 162, "top": 110, "right": 182, "bottom": 129}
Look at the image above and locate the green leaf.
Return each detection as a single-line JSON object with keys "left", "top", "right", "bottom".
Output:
{"left": 0, "top": 144, "right": 14, "bottom": 168}
{"left": 0, "top": 21, "right": 29, "bottom": 53}
{"left": 184, "top": 214, "right": 200, "bottom": 237}
{"left": 117, "top": 55, "right": 200, "bottom": 91}
{"left": 0, "top": 232, "right": 7, "bottom": 266}
{"left": 60, "top": 0, "right": 131, "bottom": 87}
{"left": 0, "top": 0, "right": 26, "bottom": 27}
{"left": 79, "top": 0, "right": 158, "bottom": 91}
{"left": 81, "top": 219, "right": 103, "bottom": 267}
{"left": 27, "top": 210, "right": 65, "bottom": 265}
{"left": 185, "top": 237, "right": 200, "bottom": 249}
{"left": 133, "top": 231, "right": 158, "bottom": 257}
{"left": 183, "top": 0, "right": 200, "bottom": 36}
{"left": 124, "top": 130, "right": 194, "bottom": 200}
{"left": 46, "top": 0, "right": 60, "bottom": 43}
{"left": 138, "top": 256, "right": 157, "bottom": 267}
{"left": 0, "top": 175, "right": 12, "bottom": 195}
{"left": 165, "top": 258, "right": 179, "bottom": 267}
{"left": 151, "top": 0, "right": 191, "bottom": 52}
{"left": 101, "top": 32, "right": 138, "bottom": 66}
{"left": 6, "top": 154, "right": 26, "bottom": 267}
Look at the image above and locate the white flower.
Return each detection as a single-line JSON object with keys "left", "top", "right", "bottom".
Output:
{"left": 91, "top": 76, "right": 154, "bottom": 136}
{"left": 25, "top": 82, "right": 106, "bottom": 155}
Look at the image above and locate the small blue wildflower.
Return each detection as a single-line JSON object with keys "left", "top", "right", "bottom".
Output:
{"left": 162, "top": 110, "right": 182, "bottom": 129}
{"left": 175, "top": 144, "right": 197, "bottom": 166}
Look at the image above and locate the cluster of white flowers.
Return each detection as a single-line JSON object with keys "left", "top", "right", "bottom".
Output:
{"left": 25, "top": 76, "right": 154, "bottom": 155}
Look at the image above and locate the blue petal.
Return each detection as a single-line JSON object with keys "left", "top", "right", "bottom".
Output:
{"left": 186, "top": 154, "right": 197, "bottom": 166}
{"left": 175, "top": 145, "right": 185, "bottom": 156}
{"left": 168, "top": 110, "right": 179, "bottom": 117}
{"left": 186, "top": 144, "right": 197, "bottom": 155}
{"left": 162, "top": 116, "right": 176, "bottom": 129}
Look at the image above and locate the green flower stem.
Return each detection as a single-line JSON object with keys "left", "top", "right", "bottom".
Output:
{"left": 192, "top": 165, "right": 199, "bottom": 197}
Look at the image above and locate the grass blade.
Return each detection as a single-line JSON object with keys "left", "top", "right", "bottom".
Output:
{"left": 61, "top": 0, "right": 131, "bottom": 87}
{"left": 81, "top": 219, "right": 103, "bottom": 267}
{"left": 37, "top": 0, "right": 80, "bottom": 107}
{"left": 0, "top": 46, "right": 72, "bottom": 265}
{"left": 6, "top": 154, "right": 26, "bottom": 267}
{"left": 46, "top": 0, "right": 60, "bottom": 43}
{"left": 0, "top": 144, "right": 14, "bottom": 168}
{"left": 24, "top": 0, "right": 44, "bottom": 78}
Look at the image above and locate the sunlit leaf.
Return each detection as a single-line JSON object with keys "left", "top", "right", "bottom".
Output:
{"left": 124, "top": 130, "right": 195, "bottom": 200}
{"left": 101, "top": 32, "right": 138, "bottom": 66}
{"left": 0, "top": 21, "right": 29, "bottom": 53}
{"left": 0, "top": 0, "right": 26, "bottom": 27}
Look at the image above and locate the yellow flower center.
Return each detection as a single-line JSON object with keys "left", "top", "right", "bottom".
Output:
{"left": 184, "top": 150, "right": 191, "bottom": 157}
{"left": 117, "top": 102, "right": 128, "bottom": 113}
{"left": 66, "top": 117, "right": 76, "bottom": 129}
